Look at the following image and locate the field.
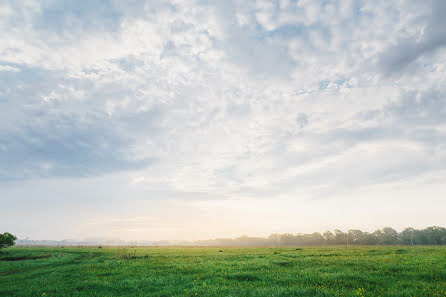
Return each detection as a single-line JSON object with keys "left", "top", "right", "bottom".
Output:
{"left": 1, "top": 246, "right": 445, "bottom": 297}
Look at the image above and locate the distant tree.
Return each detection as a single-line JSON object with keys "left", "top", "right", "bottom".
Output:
{"left": 334, "top": 229, "right": 347, "bottom": 245}
{"left": 0, "top": 232, "right": 17, "bottom": 252}
{"left": 268, "top": 234, "right": 281, "bottom": 247}
{"left": 348, "top": 229, "right": 365, "bottom": 244}
{"left": 323, "top": 231, "right": 335, "bottom": 244}
{"left": 373, "top": 229, "right": 383, "bottom": 244}
{"left": 362, "top": 232, "right": 378, "bottom": 245}
{"left": 279, "top": 233, "right": 296, "bottom": 246}
{"left": 423, "top": 226, "right": 446, "bottom": 245}
{"left": 306, "top": 232, "right": 325, "bottom": 245}
{"left": 295, "top": 233, "right": 304, "bottom": 245}
{"left": 378, "top": 227, "right": 399, "bottom": 244}
{"left": 400, "top": 228, "right": 416, "bottom": 245}
{"left": 412, "top": 228, "right": 428, "bottom": 245}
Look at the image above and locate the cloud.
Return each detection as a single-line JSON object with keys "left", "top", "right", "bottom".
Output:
{"left": 1, "top": 0, "right": 446, "bottom": 239}
{"left": 378, "top": 0, "right": 446, "bottom": 75}
{"left": 0, "top": 112, "right": 155, "bottom": 179}
{"left": 296, "top": 113, "right": 309, "bottom": 128}
{"left": 0, "top": 65, "right": 20, "bottom": 72}
{"left": 1, "top": 0, "right": 444, "bottom": 186}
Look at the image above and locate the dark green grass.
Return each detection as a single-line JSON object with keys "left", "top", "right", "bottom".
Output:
{"left": 1, "top": 246, "right": 445, "bottom": 296}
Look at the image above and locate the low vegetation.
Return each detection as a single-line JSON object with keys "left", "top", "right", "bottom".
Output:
{"left": 1, "top": 246, "right": 445, "bottom": 296}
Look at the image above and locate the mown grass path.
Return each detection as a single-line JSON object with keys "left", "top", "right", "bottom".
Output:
{"left": 0, "top": 246, "right": 445, "bottom": 296}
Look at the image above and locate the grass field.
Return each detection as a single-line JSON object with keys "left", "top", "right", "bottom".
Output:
{"left": 1, "top": 246, "right": 445, "bottom": 297}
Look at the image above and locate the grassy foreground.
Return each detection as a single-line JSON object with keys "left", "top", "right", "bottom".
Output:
{"left": 0, "top": 246, "right": 445, "bottom": 296}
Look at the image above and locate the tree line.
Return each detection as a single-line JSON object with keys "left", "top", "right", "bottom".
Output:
{"left": 191, "top": 226, "right": 446, "bottom": 247}
{"left": 4, "top": 226, "right": 446, "bottom": 247}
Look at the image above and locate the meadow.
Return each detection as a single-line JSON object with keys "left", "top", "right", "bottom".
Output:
{"left": 1, "top": 246, "right": 445, "bottom": 296}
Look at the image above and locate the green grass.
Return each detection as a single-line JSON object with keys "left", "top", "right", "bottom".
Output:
{"left": 1, "top": 246, "right": 445, "bottom": 296}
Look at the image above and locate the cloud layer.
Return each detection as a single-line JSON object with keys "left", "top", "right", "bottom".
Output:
{"left": 1, "top": 0, "right": 445, "bottom": 240}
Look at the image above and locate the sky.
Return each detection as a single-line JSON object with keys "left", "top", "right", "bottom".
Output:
{"left": 1, "top": 0, "right": 445, "bottom": 241}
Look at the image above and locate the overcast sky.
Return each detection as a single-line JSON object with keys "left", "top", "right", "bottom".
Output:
{"left": 1, "top": 0, "right": 445, "bottom": 241}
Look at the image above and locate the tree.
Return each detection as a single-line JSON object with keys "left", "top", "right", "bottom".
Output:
{"left": 412, "top": 229, "right": 428, "bottom": 245}
{"left": 348, "top": 229, "right": 365, "bottom": 244}
{"left": 381, "top": 227, "right": 399, "bottom": 244}
{"left": 306, "top": 232, "right": 325, "bottom": 245}
{"left": 362, "top": 232, "right": 378, "bottom": 245}
{"left": 423, "top": 226, "right": 446, "bottom": 245}
{"left": 400, "top": 228, "right": 416, "bottom": 245}
{"left": 374, "top": 227, "right": 399, "bottom": 244}
{"left": 0, "top": 232, "right": 17, "bottom": 251}
{"left": 323, "top": 231, "right": 335, "bottom": 244}
{"left": 279, "top": 233, "right": 296, "bottom": 246}
{"left": 268, "top": 234, "right": 281, "bottom": 247}
{"left": 334, "top": 229, "right": 347, "bottom": 245}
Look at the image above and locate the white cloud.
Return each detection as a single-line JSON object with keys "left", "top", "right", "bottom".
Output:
{"left": 0, "top": 65, "right": 20, "bottom": 72}
{"left": 0, "top": 0, "right": 445, "bottom": 240}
